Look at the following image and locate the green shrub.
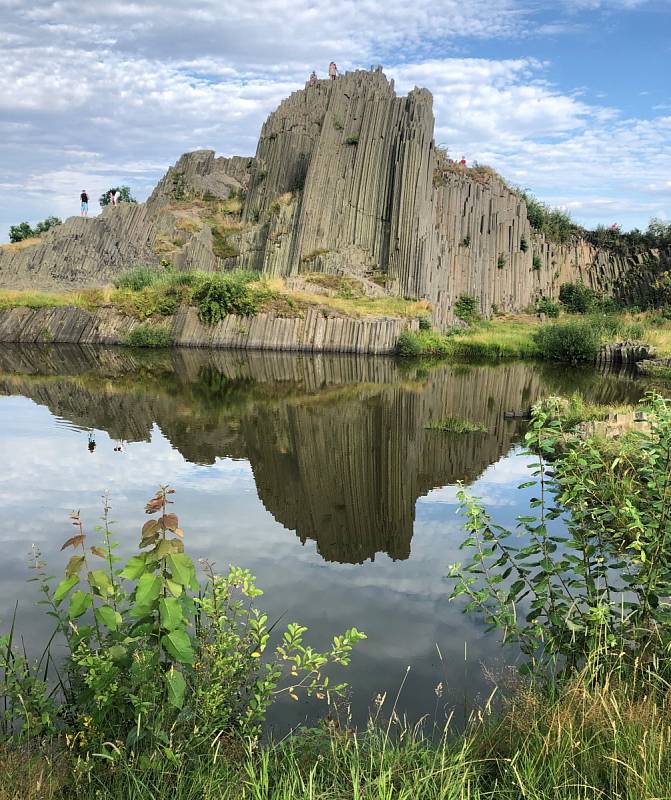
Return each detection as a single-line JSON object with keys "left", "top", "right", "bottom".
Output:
{"left": 535, "top": 297, "right": 560, "bottom": 318}
{"left": 454, "top": 293, "right": 479, "bottom": 323}
{"left": 559, "top": 281, "right": 599, "bottom": 313}
{"left": 520, "top": 236, "right": 529, "bottom": 252}
{"left": 344, "top": 135, "right": 359, "bottom": 146}
{"left": 9, "top": 216, "right": 61, "bottom": 243}
{"left": 396, "top": 330, "right": 450, "bottom": 358}
{"left": 534, "top": 319, "right": 601, "bottom": 362}
{"left": 532, "top": 253, "right": 543, "bottom": 271}
{"left": 497, "top": 253, "right": 506, "bottom": 270}
{"left": 461, "top": 234, "right": 471, "bottom": 247}
{"left": 0, "top": 489, "right": 365, "bottom": 756}
{"left": 449, "top": 393, "right": 671, "bottom": 675}
{"left": 518, "top": 191, "right": 577, "bottom": 243}
{"left": 123, "top": 324, "right": 173, "bottom": 348}
{"left": 418, "top": 315, "right": 432, "bottom": 331}
{"left": 193, "top": 273, "right": 260, "bottom": 324}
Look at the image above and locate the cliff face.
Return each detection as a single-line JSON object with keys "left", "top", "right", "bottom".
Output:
{"left": 0, "top": 70, "right": 666, "bottom": 321}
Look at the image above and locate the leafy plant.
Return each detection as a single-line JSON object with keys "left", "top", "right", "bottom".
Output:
{"left": 193, "top": 273, "right": 263, "bottom": 324}
{"left": 559, "top": 282, "right": 600, "bottom": 313}
{"left": 497, "top": 254, "right": 506, "bottom": 270}
{"left": 454, "top": 294, "right": 479, "bottom": 323}
{"left": 1, "top": 489, "right": 365, "bottom": 756}
{"left": 344, "top": 136, "right": 359, "bottom": 146}
{"left": 532, "top": 254, "right": 543, "bottom": 271}
{"left": 535, "top": 297, "right": 560, "bottom": 318}
{"left": 520, "top": 236, "right": 529, "bottom": 253}
{"left": 449, "top": 393, "right": 671, "bottom": 675}
{"left": 461, "top": 235, "right": 471, "bottom": 248}
{"left": 418, "top": 315, "right": 432, "bottom": 331}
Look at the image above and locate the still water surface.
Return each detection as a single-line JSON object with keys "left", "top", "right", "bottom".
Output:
{"left": 0, "top": 345, "right": 647, "bottom": 730}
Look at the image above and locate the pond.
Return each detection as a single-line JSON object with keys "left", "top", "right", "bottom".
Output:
{"left": 0, "top": 344, "right": 648, "bottom": 732}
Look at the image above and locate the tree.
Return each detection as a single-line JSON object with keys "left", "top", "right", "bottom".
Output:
{"left": 8, "top": 216, "right": 61, "bottom": 243}
{"left": 99, "top": 185, "right": 137, "bottom": 207}
{"left": 9, "top": 222, "right": 34, "bottom": 243}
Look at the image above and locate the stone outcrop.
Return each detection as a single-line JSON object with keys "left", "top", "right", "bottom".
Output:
{"left": 0, "top": 305, "right": 415, "bottom": 354}
{"left": 596, "top": 341, "right": 654, "bottom": 366}
{"left": 1, "top": 70, "right": 667, "bottom": 322}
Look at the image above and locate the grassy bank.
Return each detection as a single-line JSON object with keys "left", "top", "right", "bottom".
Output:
{"left": 398, "top": 311, "right": 671, "bottom": 361}
{"left": 5, "top": 672, "right": 671, "bottom": 799}
{"left": 0, "top": 268, "right": 428, "bottom": 323}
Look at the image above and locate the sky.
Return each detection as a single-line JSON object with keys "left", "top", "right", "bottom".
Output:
{"left": 0, "top": 0, "right": 670, "bottom": 242}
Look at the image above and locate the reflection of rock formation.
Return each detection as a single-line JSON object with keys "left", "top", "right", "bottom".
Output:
{"left": 0, "top": 345, "right": 645, "bottom": 563}
{"left": 242, "top": 365, "right": 539, "bottom": 562}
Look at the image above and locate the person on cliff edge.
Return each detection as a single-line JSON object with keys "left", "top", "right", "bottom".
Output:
{"left": 328, "top": 62, "right": 338, "bottom": 80}
{"left": 309, "top": 70, "right": 318, "bottom": 86}
{"left": 80, "top": 190, "right": 89, "bottom": 216}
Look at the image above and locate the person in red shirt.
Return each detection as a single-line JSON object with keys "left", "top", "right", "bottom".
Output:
{"left": 459, "top": 156, "right": 467, "bottom": 167}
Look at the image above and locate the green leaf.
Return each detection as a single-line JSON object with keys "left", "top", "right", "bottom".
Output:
{"left": 165, "top": 579, "right": 183, "bottom": 598}
{"left": 120, "top": 555, "right": 147, "bottom": 581}
{"left": 95, "top": 604, "right": 123, "bottom": 631}
{"left": 161, "top": 629, "right": 195, "bottom": 664}
{"left": 68, "top": 590, "right": 92, "bottom": 619}
{"left": 159, "top": 597, "right": 184, "bottom": 632}
{"left": 53, "top": 575, "right": 78, "bottom": 606}
{"left": 65, "top": 555, "right": 86, "bottom": 578}
{"left": 165, "top": 667, "right": 187, "bottom": 709}
{"left": 108, "top": 645, "right": 128, "bottom": 661}
{"left": 135, "top": 573, "right": 163, "bottom": 607}
{"left": 167, "top": 554, "right": 198, "bottom": 591}
{"left": 88, "top": 570, "right": 113, "bottom": 596}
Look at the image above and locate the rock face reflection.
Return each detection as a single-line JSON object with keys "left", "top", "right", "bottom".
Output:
{"left": 0, "top": 345, "right": 644, "bottom": 564}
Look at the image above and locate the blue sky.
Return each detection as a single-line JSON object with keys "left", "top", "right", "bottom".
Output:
{"left": 0, "top": 0, "right": 669, "bottom": 242}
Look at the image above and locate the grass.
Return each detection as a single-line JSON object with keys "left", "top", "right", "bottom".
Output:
{"left": 397, "top": 318, "right": 541, "bottom": 360}
{"left": 0, "top": 237, "right": 42, "bottom": 252}
{"left": 426, "top": 416, "right": 487, "bottom": 433}
{"left": 5, "top": 674, "right": 671, "bottom": 799}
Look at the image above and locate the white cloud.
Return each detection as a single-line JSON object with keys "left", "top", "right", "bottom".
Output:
{"left": 0, "top": 0, "right": 670, "bottom": 238}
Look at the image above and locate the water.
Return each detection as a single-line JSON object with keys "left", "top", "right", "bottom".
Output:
{"left": 0, "top": 344, "right": 647, "bottom": 731}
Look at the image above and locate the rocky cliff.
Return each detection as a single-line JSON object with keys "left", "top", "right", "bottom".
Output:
{"left": 0, "top": 69, "right": 666, "bottom": 322}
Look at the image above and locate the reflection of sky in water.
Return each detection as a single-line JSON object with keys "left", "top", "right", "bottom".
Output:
{"left": 0, "top": 350, "right": 647, "bottom": 731}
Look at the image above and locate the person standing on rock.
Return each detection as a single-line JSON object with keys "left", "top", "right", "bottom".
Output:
{"left": 80, "top": 189, "right": 89, "bottom": 216}
{"left": 309, "top": 70, "right": 318, "bottom": 86}
{"left": 114, "top": 188, "right": 121, "bottom": 205}
{"left": 459, "top": 156, "right": 467, "bottom": 167}
{"left": 328, "top": 62, "right": 338, "bottom": 81}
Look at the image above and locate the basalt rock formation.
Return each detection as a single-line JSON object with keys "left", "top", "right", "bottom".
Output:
{"left": 1, "top": 70, "right": 667, "bottom": 323}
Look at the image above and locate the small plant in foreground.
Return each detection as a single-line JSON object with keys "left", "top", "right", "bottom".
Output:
{"left": 449, "top": 392, "right": 671, "bottom": 675}
{"left": 0, "top": 489, "right": 365, "bottom": 757}
{"left": 193, "top": 272, "right": 264, "bottom": 324}
{"left": 418, "top": 314, "right": 432, "bottom": 331}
